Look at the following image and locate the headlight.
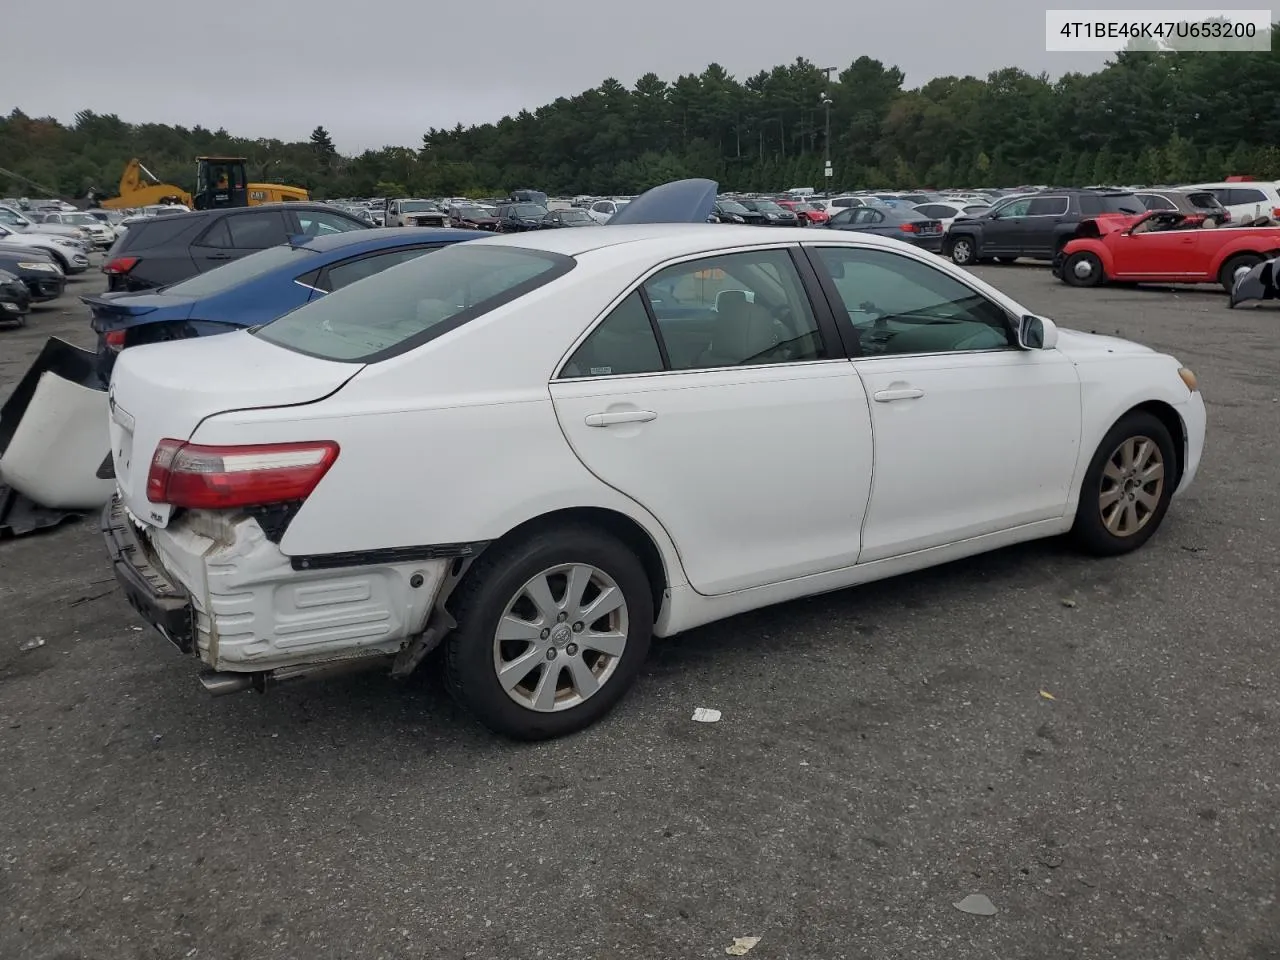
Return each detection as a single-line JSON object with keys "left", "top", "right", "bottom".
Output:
{"left": 765, "top": 212, "right": 778, "bottom": 219}
{"left": 730, "top": 214, "right": 745, "bottom": 223}
{"left": 17, "top": 261, "right": 58, "bottom": 272}
{"left": 1178, "top": 367, "right": 1198, "bottom": 392}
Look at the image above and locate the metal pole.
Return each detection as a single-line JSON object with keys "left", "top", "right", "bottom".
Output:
{"left": 821, "top": 66, "right": 837, "bottom": 193}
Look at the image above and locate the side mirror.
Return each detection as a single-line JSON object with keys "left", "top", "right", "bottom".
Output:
{"left": 1017, "top": 314, "right": 1058, "bottom": 350}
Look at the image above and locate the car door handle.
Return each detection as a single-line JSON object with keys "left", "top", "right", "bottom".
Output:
{"left": 584, "top": 410, "right": 657, "bottom": 427}
{"left": 873, "top": 387, "right": 924, "bottom": 402}
{"left": 205, "top": 252, "right": 233, "bottom": 260}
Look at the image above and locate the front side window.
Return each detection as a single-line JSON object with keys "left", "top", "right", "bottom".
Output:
{"left": 995, "top": 198, "right": 1032, "bottom": 217}
{"left": 641, "top": 249, "right": 824, "bottom": 370}
{"left": 813, "top": 246, "right": 1014, "bottom": 357}
{"left": 255, "top": 244, "right": 574, "bottom": 362}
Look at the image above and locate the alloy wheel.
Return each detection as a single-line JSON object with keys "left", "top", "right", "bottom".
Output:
{"left": 492, "top": 563, "right": 629, "bottom": 712}
{"left": 1099, "top": 436, "right": 1165, "bottom": 536}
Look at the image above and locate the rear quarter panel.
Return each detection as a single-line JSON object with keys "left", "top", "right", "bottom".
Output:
{"left": 1207, "top": 231, "right": 1280, "bottom": 275}
{"left": 186, "top": 256, "right": 696, "bottom": 585}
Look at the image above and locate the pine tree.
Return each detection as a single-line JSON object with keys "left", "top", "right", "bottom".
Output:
{"left": 310, "top": 126, "right": 336, "bottom": 168}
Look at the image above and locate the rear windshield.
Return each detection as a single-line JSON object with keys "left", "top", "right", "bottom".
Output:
{"left": 254, "top": 243, "right": 575, "bottom": 363}
{"left": 1186, "top": 191, "right": 1223, "bottom": 209}
{"left": 161, "top": 245, "right": 311, "bottom": 297}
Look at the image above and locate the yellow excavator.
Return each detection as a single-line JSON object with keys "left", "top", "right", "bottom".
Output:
{"left": 97, "top": 157, "right": 309, "bottom": 210}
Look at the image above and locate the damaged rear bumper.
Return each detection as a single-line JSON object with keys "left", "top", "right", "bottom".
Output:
{"left": 101, "top": 493, "right": 453, "bottom": 679}
{"left": 101, "top": 495, "right": 194, "bottom": 651}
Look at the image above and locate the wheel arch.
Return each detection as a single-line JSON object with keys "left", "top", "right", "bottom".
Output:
{"left": 473, "top": 506, "right": 672, "bottom": 624}
{"left": 1210, "top": 245, "right": 1277, "bottom": 275}
{"left": 1064, "top": 239, "right": 1113, "bottom": 273}
{"left": 1114, "top": 400, "right": 1186, "bottom": 489}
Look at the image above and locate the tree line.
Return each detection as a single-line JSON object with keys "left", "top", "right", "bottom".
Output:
{"left": 3, "top": 30, "right": 1280, "bottom": 201}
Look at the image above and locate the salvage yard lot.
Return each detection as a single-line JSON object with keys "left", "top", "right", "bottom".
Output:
{"left": 1, "top": 261, "right": 1278, "bottom": 959}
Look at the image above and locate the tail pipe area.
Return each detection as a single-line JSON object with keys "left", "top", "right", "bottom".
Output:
{"left": 197, "top": 654, "right": 395, "bottom": 697}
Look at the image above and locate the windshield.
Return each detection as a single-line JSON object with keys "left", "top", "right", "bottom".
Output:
{"left": 456, "top": 206, "right": 490, "bottom": 217}
{"left": 161, "top": 245, "right": 310, "bottom": 298}
{"left": 560, "top": 209, "right": 592, "bottom": 221}
{"left": 718, "top": 201, "right": 749, "bottom": 215}
{"left": 63, "top": 214, "right": 97, "bottom": 225}
{"left": 255, "top": 244, "right": 574, "bottom": 362}
{"left": 754, "top": 201, "right": 784, "bottom": 213}
{"left": 511, "top": 203, "right": 546, "bottom": 218}
{"left": 400, "top": 201, "right": 436, "bottom": 212}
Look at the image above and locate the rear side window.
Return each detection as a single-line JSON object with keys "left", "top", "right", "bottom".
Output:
{"left": 255, "top": 244, "right": 574, "bottom": 362}
{"left": 122, "top": 215, "right": 201, "bottom": 250}
{"left": 1027, "top": 197, "right": 1068, "bottom": 216}
{"left": 561, "top": 292, "right": 663, "bottom": 377}
{"left": 1095, "top": 193, "right": 1145, "bottom": 214}
{"left": 1137, "top": 194, "right": 1175, "bottom": 211}
{"left": 226, "top": 211, "right": 289, "bottom": 249}
{"left": 1226, "top": 187, "right": 1267, "bottom": 205}
{"left": 1186, "top": 192, "right": 1222, "bottom": 209}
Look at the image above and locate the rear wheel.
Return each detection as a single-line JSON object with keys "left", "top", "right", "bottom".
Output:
{"left": 444, "top": 525, "right": 654, "bottom": 740}
{"left": 1071, "top": 412, "right": 1176, "bottom": 556}
{"left": 1219, "top": 253, "right": 1262, "bottom": 292}
{"left": 1061, "top": 251, "right": 1105, "bottom": 287}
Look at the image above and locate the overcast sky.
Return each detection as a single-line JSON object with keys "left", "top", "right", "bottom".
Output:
{"left": 5, "top": 0, "right": 1188, "bottom": 153}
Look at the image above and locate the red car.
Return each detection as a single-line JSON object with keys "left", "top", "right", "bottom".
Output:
{"left": 1056, "top": 210, "right": 1280, "bottom": 292}
{"left": 776, "top": 199, "right": 830, "bottom": 225}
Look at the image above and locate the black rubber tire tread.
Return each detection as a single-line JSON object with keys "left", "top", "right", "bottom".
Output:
{"left": 1061, "top": 252, "right": 1105, "bottom": 287}
{"left": 1219, "top": 253, "right": 1262, "bottom": 293}
{"left": 1071, "top": 411, "right": 1176, "bottom": 556}
{"left": 443, "top": 523, "right": 654, "bottom": 740}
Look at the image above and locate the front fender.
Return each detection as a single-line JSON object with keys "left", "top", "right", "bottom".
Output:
{"left": 1060, "top": 238, "right": 1113, "bottom": 273}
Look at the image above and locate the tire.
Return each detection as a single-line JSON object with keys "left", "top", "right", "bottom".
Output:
{"left": 1061, "top": 251, "right": 1105, "bottom": 287}
{"left": 948, "top": 236, "right": 976, "bottom": 265}
{"left": 1071, "top": 411, "right": 1177, "bottom": 556}
{"left": 1219, "top": 253, "right": 1262, "bottom": 293}
{"left": 443, "top": 524, "right": 654, "bottom": 740}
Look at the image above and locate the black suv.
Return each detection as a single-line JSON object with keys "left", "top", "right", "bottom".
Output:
{"left": 943, "top": 189, "right": 1145, "bottom": 266}
{"left": 494, "top": 202, "right": 548, "bottom": 233}
{"left": 102, "top": 203, "right": 371, "bottom": 292}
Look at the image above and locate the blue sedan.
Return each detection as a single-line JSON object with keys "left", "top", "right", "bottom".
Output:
{"left": 83, "top": 228, "right": 479, "bottom": 385}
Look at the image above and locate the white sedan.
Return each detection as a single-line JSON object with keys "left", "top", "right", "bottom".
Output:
{"left": 102, "top": 183, "right": 1206, "bottom": 740}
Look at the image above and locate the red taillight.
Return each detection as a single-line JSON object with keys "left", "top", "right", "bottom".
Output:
{"left": 900, "top": 222, "right": 918, "bottom": 233}
{"left": 1271, "top": 207, "right": 1280, "bottom": 219}
{"left": 103, "top": 256, "right": 139, "bottom": 275}
{"left": 104, "top": 330, "right": 126, "bottom": 351}
{"left": 146, "top": 439, "right": 339, "bottom": 509}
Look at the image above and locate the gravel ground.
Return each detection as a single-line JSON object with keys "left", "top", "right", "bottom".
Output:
{"left": 1, "top": 258, "right": 1277, "bottom": 960}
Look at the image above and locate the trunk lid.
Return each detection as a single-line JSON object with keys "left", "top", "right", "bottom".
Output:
{"left": 108, "top": 330, "right": 362, "bottom": 528}
{"left": 82, "top": 291, "right": 196, "bottom": 332}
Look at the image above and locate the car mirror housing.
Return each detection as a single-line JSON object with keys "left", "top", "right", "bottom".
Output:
{"left": 1017, "top": 314, "right": 1059, "bottom": 350}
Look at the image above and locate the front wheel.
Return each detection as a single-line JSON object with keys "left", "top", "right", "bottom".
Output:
{"left": 444, "top": 525, "right": 654, "bottom": 740}
{"left": 1219, "top": 253, "right": 1262, "bottom": 292}
{"left": 1061, "top": 251, "right": 1105, "bottom": 287}
{"left": 1071, "top": 412, "right": 1177, "bottom": 556}
{"left": 947, "top": 236, "right": 976, "bottom": 265}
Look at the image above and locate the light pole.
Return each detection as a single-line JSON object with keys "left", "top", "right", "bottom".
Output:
{"left": 821, "top": 66, "right": 837, "bottom": 192}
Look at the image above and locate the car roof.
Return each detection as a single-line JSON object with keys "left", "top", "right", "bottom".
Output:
{"left": 291, "top": 226, "right": 459, "bottom": 253}
{"left": 459, "top": 222, "right": 935, "bottom": 260}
